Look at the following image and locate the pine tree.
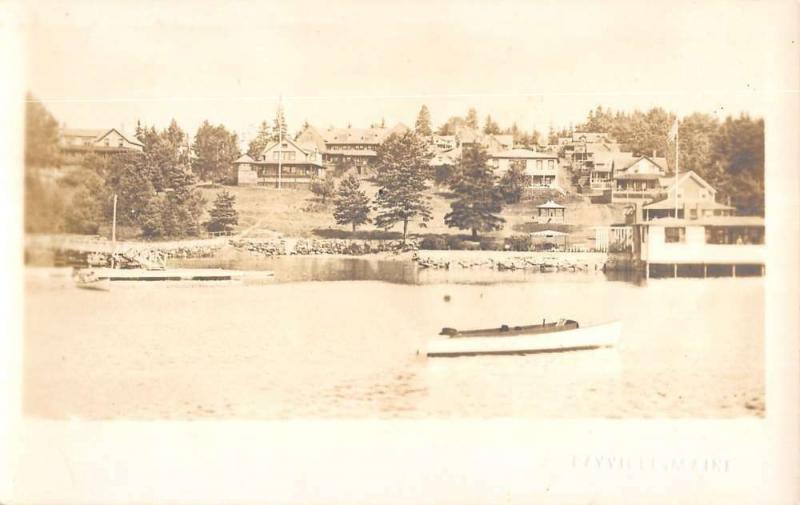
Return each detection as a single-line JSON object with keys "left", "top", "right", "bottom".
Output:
{"left": 498, "top": 164, "right": 527, "bottom": 204}
{"left": 206, "top": 190, "right": 239, "bottom": 233}
{"left": 415, "top": 105, "right": 433, "bottom": 137}
{"left": 373, "top": 132, "right": 433, "bottom": 242}
{"left": 465, "top": 108, "right": 479, "bottom": 129}
{"left": 247, "top": 121, "right": 272, "bottom": 159}
{"left": 333, "top": 174, "right": 371, "bottom": 233}
{"left": 444, "top": 145, "right": 505, "bottom": 239}
{"left": 483, "top": 115, "right": 500, "bottom": 134}
{"left": 310, "top": 174, "right": 336, "bottom": 203}
{"left": 272, "top": 105, "right": 288, "bottom": 142}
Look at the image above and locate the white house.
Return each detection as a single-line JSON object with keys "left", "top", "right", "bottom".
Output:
{"left": 641, "top": 170, "right": 734, "bottom": 221}
{"left": 490, "top": 149, "right": 561, "bottom": 191}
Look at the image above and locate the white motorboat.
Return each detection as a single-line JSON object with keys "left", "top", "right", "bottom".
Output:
{"left": 424, "top": 319, "right": 622, "bottom": 357}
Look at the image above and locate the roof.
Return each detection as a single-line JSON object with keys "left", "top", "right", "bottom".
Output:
{"left": 644, "top": 216, "right": 765, "bottom": 227}
{"left": 536, "top": 200, "right": 565, "bottom": 209}
{"left": 493, "top": 134, "right": 513, "bottom": 146}
{"left": 295, "top": 125, "right": 327, "bottom": 151}
{"left": 492, "top": 148, "right": 557, "bottom": 159}
{"left": 615, "top": 155, "right": 668, "bottom": 174}
{"left": 61, "top": 127, "right": 144, "bottom": 147}
{"left": 321, "top": 124, "right": 407, "bottom": 145}
{"left": 662, "top": 170, "right": 717, "bottom": 194}
{"left": 585, "top": 142, "right": 620, "bottom": 154}
{"left": 95, "top": 128, "right": 144, "bottom": 147}
{"left": 234, "top": 154, "right": 255, "bottom": 163}
{"left": 572, "top": 132, "right": 609, "bottom": 142}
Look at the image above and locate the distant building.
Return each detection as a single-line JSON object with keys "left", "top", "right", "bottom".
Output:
{"left": 489, "top": 148, "right": 562, "bottom": 191}
{"left": 59, "top": 128, "right": 144, "bottom": 162}
{"left": 571, "top": 131, "right": 610, "bottom": 144}
{"left": 611, "top": 155, "right": 669, "bottom": 202}
{"left": 641, "top": 170, "right": 734, "bottom": 221}
{"left": 234, "top": 137, "right": 325, "bottom": 187}
{"left": 535, "top": 200, "right": 566, "bottom": 223}
{"left": 431, "top": 134, "right": 457, "bottom": 151}
{"left": 294, "top": 123, "right": 409, "bottom": 176}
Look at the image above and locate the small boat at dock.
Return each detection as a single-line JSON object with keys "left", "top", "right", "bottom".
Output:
{"left": 425, "top": 319, "right": 621, "bottom": 357}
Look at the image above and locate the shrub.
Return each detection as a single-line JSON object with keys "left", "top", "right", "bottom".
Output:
{"left": 480, "top": 237, "right": 505, "bottom": 251}
{"left": 420, "top": 236, "right": 448, "bottom": 250}
{"left": 446, "top": 235, "right": 465, "bottom": 250}
{"left": 505, "top": 234, "right": 533, "bottom": 252}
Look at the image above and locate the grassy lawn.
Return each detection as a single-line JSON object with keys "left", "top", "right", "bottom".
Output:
{"left": 199, "top": 182, "right": 630, "bottom": 246}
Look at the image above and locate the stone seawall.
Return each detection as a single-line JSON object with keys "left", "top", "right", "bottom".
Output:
{"left": 229, "top": 238, "right": 419, "bottom": 256}
{"left": 413, "top": 250, "right": 609, "bottom": 272}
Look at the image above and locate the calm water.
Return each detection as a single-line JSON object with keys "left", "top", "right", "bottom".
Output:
{"left": 24, "top": 257, "right": 764, "bottom": 419}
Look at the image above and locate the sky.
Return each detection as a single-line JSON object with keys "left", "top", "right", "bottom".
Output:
{"left": 19, "top": 0, "right": 783, "bottom": 145}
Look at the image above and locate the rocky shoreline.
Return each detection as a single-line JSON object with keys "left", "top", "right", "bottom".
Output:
{"left": 26, "top": 234, "right": 618, "bottom": 273}
{"left": 412, "top": 250, "right": 609, "bottom": 272}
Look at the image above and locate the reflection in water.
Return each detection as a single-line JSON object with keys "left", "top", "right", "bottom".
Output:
{"left": 173, "top": 255, "right": 646, "bottom": 286}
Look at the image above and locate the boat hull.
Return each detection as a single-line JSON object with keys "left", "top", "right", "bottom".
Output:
{"left": 425, "top": 321, "right": 621, "bottom": 357}
{"left": 78, "top": 268, "right": 249, "bottom": 282}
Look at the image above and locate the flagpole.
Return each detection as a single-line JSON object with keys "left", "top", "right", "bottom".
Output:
{"left": 673, "top": 123, "right": 679, "bottom": 219}
{"left": 277, "top": 98, "right": 283, "bottom": 190}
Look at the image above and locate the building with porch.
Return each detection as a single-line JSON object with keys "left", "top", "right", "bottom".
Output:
{"left": 234, "top": 137, "right": 325, "bottom": 187}
{"left": 490, "top": 149, "right": 561, "bottom": 191}
{"left": 641, "top": 170, "right": 734, "bottom": 221}
{"left": 611, "top": 155, "right": 669, "bottom": 202}
{"left": 59, "top": 128, "right": 144, "bottom": 163}
{"left": 294, "top": 123, "right": 409, "bottom": 176}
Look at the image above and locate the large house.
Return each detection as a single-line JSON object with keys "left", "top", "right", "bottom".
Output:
{"left": 234, "top": 136, "right": 325, "bottom": 187}
{"left": 295, "top": 123, "right": 409, "bottom": 176}
{"left": 59, "top": 128, "right": 144, "bottom": 162}
{"left": 489, "top": 148, "right": 561, "bottom": 191}
{"left": 640, "top": 170, "right": 734, "bottom": 221}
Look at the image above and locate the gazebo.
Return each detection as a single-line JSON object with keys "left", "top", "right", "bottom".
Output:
{"left": 530, "top": 229, "right": 569, "bottom": 251}
{"left": 536, "top": 200, "right": 566, "bottom": 223}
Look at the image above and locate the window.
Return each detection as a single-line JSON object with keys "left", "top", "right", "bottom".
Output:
{"left": 548, "top": 160, "right": 555, "bottom": 170}
{"left": 664, "top": 227, "right": 685, "bottom": 243}
{"left": 536, "top": 160, "right": 543, "bottom": 170}
{"left": 104, "top": 139, "right": 110, "bottom": 146}
{"left": 273, "top": 151, "right": 280, "bottom": 161}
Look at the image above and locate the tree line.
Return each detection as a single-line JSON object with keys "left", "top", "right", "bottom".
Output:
{"left": 578, "top": 106, "right": 764, "bottom": 214}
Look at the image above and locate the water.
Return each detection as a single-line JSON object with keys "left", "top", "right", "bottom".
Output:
{"left": 24, "top": 257, "right": 764, "bottom": 419}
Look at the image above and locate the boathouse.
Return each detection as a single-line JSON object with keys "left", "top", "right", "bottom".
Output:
{"left": 632, "top": 216, "right": 765, "bottom": 278}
